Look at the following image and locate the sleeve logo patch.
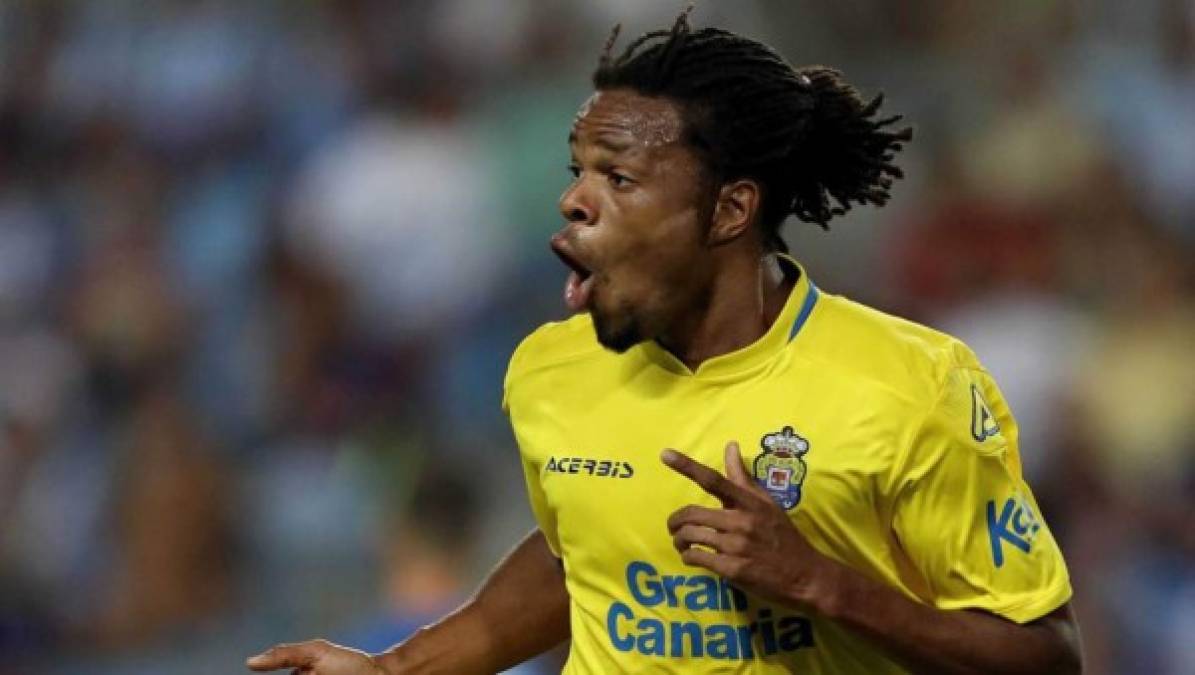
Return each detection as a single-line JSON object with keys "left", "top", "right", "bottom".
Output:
{"left": 970, "top": 384, "right": 1001, "bottom": 442}
{"left": 986, "top": 494, "right": 1042, "bottom": 567}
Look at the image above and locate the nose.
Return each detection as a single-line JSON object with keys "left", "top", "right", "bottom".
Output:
{"left": 558, "top": 180, "right": 595, "bottom": 225}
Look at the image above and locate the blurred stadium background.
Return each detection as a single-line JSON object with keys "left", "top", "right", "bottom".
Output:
{"left": 0, "top": 1, "right": 1192, "bottom": 673}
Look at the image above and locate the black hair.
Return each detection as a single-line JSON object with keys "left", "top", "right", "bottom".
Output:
{"left": 592, "top": 9, "right": 912, "bottom": 250}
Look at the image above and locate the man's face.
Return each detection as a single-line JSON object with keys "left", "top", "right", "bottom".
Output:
{"left": 553, "top": 89, "right": 715, "bottom": 352}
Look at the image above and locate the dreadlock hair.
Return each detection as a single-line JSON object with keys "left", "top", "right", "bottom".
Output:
{"left": 592, "top": 9, "right": 912, "bottom": 251}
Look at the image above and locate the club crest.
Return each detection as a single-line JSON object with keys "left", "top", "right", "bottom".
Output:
{"left": 753, "top": 426, "right": 810, "bottom": 511}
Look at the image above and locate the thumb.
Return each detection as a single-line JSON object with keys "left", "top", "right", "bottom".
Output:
{"left": 247, "top": 641, "right": 320, "bottom": 671}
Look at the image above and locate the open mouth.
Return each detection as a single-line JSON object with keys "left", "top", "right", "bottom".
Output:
{"left": 551, "top": 239, "right": 595, "bottom": 312}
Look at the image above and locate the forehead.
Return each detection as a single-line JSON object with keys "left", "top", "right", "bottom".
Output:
{"left": 569, "top": 89, "right": 686, "bottom": 150}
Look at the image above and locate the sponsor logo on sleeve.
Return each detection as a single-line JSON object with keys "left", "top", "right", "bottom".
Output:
{"left": 971, "top": 384, "right": 1001, "bottom": 442}
{"left": 986, "top": 493, "right": 1042, "bottom": 568}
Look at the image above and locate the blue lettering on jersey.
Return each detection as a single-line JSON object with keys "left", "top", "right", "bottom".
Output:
{"left": 987, "top": 495, "right": 1042, "bottom": 567}
{"left": 608, "top": 560, "right": 815, "bottom": 659}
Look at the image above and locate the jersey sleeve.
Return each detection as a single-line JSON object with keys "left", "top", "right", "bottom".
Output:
{"left": 889, "top": 365, "right": 1072, "bottom": 624}
{"left": 503, "top": 330, "right": 562, "bottom": 557}
{"left": 516, "top": 438, "right": 561, "bottom": 557}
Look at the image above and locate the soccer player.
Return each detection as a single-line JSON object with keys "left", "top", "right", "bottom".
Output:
{"left": 248, "top": 12, "right": 1083, "bottom": 675}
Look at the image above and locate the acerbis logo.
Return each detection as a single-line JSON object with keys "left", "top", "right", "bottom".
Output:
{"left": 545, "top": 456, "right": 634, "bottom": 479}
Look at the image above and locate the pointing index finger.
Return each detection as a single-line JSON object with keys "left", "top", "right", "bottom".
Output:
{"left": 661, "top": 448, "right": 749, "bottom": 507}
{"left": 246, "top": 643, "right": 317, "bottom": 671}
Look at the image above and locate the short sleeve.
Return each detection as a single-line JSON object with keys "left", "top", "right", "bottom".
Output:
{"left": 518, "top": 452, "right": 561, "bottom": 557}
{"left": 890, "top": 366, "right": 1072, "bottom": 624}
{"left": 504, "top": 333, "right": 562, "bottom": 557}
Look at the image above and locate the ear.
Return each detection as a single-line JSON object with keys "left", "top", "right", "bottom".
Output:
{"left": 708, "top": 179, "right": 761, "bottom": 246}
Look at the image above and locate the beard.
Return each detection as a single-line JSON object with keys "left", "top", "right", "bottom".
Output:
{"left": 591, "top": 303, "right": 644, "bottom": 353}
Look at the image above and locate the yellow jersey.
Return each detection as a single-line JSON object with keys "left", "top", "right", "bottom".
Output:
{"left": 503, "top": 257, "right": 1072, "bottom": 674}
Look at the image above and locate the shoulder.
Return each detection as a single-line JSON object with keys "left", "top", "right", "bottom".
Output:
{"left": 503, "top": 313, "right": 605, "bottom": 403}
{"left": 805, "top": 295, "right": 1018, "bottom": 494}
{"left": 802, "top": 292, "right": 984, "bottom": 405}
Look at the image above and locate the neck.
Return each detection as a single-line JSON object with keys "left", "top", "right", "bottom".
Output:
{"left": 657, "top": 250, "right": 794, "bottom": 371}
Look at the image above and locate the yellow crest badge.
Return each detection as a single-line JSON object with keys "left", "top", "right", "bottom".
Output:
{"left": 752, "top": 426, "right": 810, "bottom": 511}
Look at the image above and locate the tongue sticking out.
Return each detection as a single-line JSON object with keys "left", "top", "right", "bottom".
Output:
{"left": 564, "top": 271, "right": 594, "bottom": 312}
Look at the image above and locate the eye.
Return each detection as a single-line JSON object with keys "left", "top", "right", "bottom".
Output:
{"left": 567, "top": 163, "right": 581, "bottom": 179}
{"left": 608, "top": 172, "right": 632, "bottom": 188}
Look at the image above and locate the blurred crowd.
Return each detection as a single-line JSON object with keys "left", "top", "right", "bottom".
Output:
{"left": 0, "top": 1, "right": 1191, "bottom": 673}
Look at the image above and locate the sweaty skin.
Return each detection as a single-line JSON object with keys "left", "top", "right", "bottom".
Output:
{"left": 557, "top": 89, "right": 792, "bottom": 366}
{"left": 572, "top": 90, "right": 686, "bottom": 148}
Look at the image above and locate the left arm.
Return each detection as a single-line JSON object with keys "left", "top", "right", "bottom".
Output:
{"left": 810, "top": 555, "right": 1081, "bottom": 675}
{"left": 663, "top": 444, "right": 1083, "bottom": 675}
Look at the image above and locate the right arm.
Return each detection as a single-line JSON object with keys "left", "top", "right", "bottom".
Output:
{"left": 247, "top": 529, "right": 569, "bottom": 675}
{"left": 378, "top": 528, "right": 569, "bottom": 673}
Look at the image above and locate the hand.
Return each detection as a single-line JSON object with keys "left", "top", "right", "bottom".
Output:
{"left": 246, "top": 639, "right": 388, "bottom": 675}
{"left": 662, "top": 441, "right": 833, "bottom": 609}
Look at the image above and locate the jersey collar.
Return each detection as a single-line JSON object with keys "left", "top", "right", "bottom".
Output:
{"left": 637, "top": 254, "right": 819, "bottom": 379}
